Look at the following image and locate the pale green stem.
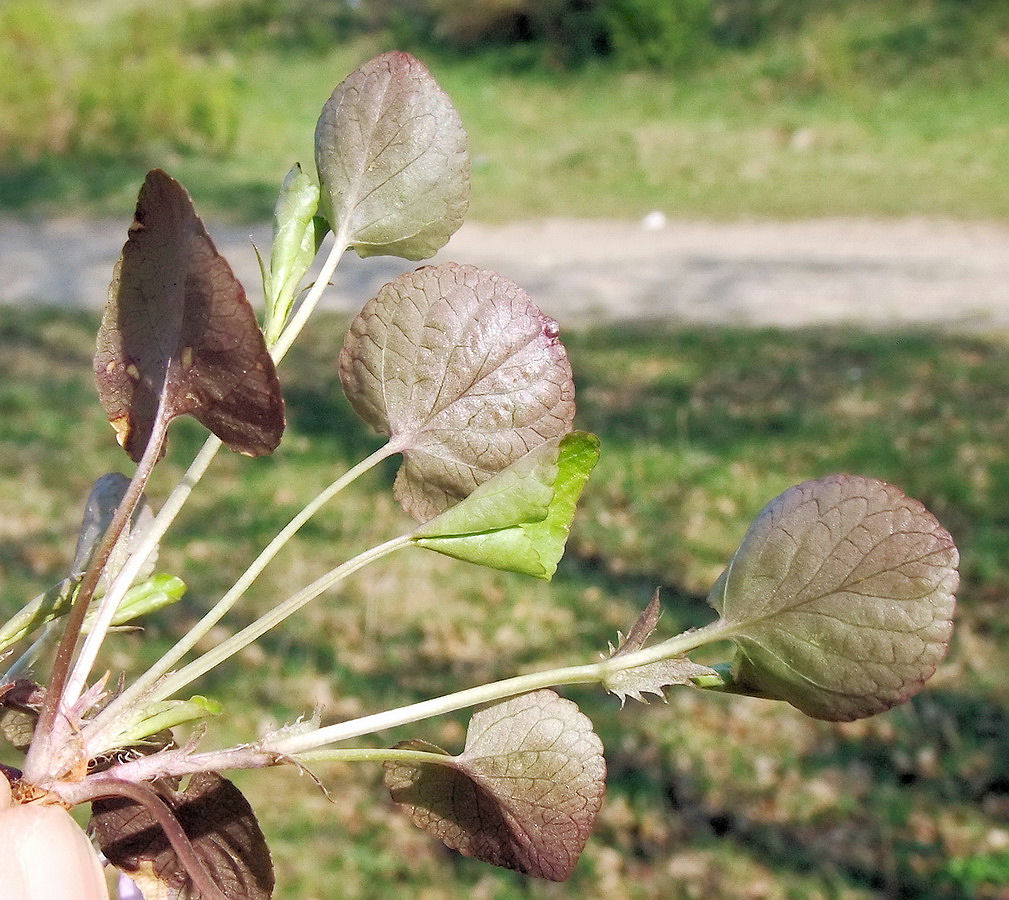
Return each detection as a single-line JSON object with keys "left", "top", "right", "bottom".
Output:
{"left": 270, "top": 224, "right": 349, "bottom": 365}
{"left": 267, "top": 620, "right": 730, "bottom": 756}
{"left": 86, "top": 442, "right": 399, "bottom": 746}
{"left": 78, "top": 235, "right": 356, "bottom": 754}
{"left": 124, "top": 533, "right": 414, "bottom": 713}
{"left": 294, "top": 747, "right": 458, "bottom": 767}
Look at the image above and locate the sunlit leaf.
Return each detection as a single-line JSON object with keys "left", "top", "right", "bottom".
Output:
{"left": 415, "top": 432, "right": 599, "bottom": 578}
{"left": 92, "top": 772, "right": 274, "bottom": 900}
{"left": 603, "top": 590, "right": 716, "bottom": 705}
{"left": 100, "top": 574, "right": 187, "bottom": 629}
{"left": 262, "top": 164, "right": 324, "bottom": 344}
{"left": 707, "top": 474, "right": 958, "bottom": 721}
{"left": 116, "top": 696, "right": 222, "bottom": 746}
{"left": 340, "top": 263, "right": 576, "bottom": 520}
{"left": 315, "top": 51, "right": 469, "bottom": 260}
{"left": 384, "top": 690, "right": 605, "bottom": 881}
{"left": 94, "top": 169, "right": 285, "bottom": 462}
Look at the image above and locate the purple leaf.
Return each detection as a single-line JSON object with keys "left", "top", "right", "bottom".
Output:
{"left": 384, "top": 690, "right": 605, "bottom": 881}
{"left": 340, "top": 263, "right": 576, "bottom": 520}
{"left": 315, "top": 51, "right": 469, "bottom": 260}
{"left": 94, "top": 170, "right": 285, "bottom": 462}
{"left": 91, "top": 771, "right": 274, "bottom": 899}
{"left": 708, "top": 474, "right": 959, "bottom": 721}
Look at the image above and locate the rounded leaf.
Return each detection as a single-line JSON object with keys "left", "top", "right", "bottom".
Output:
{"left": 340, "top": 263, "right": 576, "bottom": 520}
{"left": 384, "top": 690, "right": 606, "bottom": 881}
{"left": 315, "top": 51, "right": 469, "bottom": 260}
{"left": 709, "top": 474, "right": 958, "bottom": 720}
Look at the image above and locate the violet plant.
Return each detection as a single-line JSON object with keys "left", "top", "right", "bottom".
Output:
{"left": 0, "top": 52, "right": 959, "bottom": 898}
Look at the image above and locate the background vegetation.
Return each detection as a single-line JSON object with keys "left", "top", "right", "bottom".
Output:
{"left": 2, "top": 1, "right": 1008, "bottom": 897}
{"left": 3, "top": 311, "right": 1008, "bottom": 898}
{"left": 1, "top": 0, "right": 1008, "bottom": 220}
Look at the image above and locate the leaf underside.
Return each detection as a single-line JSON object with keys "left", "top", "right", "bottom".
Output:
{"left": 709, "top": 474, "right": 959, "bottom": 721}
{"left": 384, "top": 689, "right": 606, "bottom": 881}
{"left": 315, "top": 50, "right": 469, "bottom": 260}
{"left": 340, "top": 263, "right": 576, "bottom": 521}
{"left": 94, "top": 169, "right": 285, "bottom": 462}
{"left": 415, "top": 431, "right": 600, "bottom": 579}
{"left": 91, "top": 771, "right": 274, "bottom": 900}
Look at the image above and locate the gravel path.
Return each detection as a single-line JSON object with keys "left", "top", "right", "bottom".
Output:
{"left": 2, "top": 215, "right": 1007, "bottom": 331}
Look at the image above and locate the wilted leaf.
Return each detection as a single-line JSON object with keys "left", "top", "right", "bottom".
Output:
{"left": 92, "top": 771, "right": 274, "bottom": 900}
{"left": 73, "top": 473, "right": 157, "bottom": 593}
{"left": 603, "top": 591, "right": 715, "bottom": 705}
{"left": 315, "top": 51, "right": 469, "bottom": 260}
{"left": 707, "top": 474, "right": 958, "bottom": 721}
{"left": 384, "top": 689, "right": 605, "bottom": 881}
{"left": 95, "top": 169, "right": 285, "bottom": 462}
{"left": 415, "top": 431, "right": 599, "bottom": 578}
{"left": 340, "top": 263, "right": 576, "bottom": 520}
{"left": 0, "top": 679, "right": 45, "bottom": 751}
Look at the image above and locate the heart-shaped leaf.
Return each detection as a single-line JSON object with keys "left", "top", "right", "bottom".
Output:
{"left": 315, "top": 51, "right": 469, "bottom": 260}
{"left": 707, "top": 474, "right": 959, "bottom": 721}
{"left": 94, "top": 169, "right": 285, "bottom": 462}
{"left": 92, "top": 771, "right": 274, "bottom": 900}
{"left": 340, "top": 263, "right": 576, "bottom": 521}
{"left": 384, "top": 689, "right": 605, "bottom": 881}
{"left": 415, "top": 431, "right": 599, "bottom": 579}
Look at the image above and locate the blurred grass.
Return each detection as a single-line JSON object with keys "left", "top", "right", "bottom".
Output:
{"left": 1, "top": 1, "right": 1009, "bottom": 221}
{"left": 2, "top": 306, "right": 1008, "bottom": 897}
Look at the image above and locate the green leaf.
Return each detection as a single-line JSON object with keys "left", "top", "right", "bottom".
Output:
{"left": 707, "top": 474, "right": 959, "bottom": 721}
{"left": 384, "top": 690, "right": 605, "bottom": 881}
{"left": 100, "top": 574, "right": 187, "bottom": 629}
{"left": 340, "top": 263, "right": 576, "bottom": 521}
{"left": 315, "top": 51, "right": 469, "bottom": 260}
{"left": 414, "top": 432, "right": 599, "bottom": 579}
{"left": 117, "top": 695, "right": 222, "bottom": 745}
{"left": 263, "top": 163, "right": 324, "bottom": 345}
{"left": 95, "top": 169, "right": 285, "bottom": 462}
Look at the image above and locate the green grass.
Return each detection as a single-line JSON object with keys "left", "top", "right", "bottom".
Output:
{"left": 2, "top": 2, "right": 1009, "bottom": 221}
{"left": 2, "top": 307, "right": 1008, "bottom": 897}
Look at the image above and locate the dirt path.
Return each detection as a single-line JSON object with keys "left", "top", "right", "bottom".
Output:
{"left": 2, "top": 215, "right": 1007, "bottom": 331}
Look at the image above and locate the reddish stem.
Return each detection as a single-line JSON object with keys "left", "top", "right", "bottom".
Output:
{"left": 23, "top": 415, "right": 169, "bottom": 780}
{"left": 91, "top": 778, "right": 229, "bottom": 900}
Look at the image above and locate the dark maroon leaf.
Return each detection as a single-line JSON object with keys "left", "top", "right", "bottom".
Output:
{"left": 94, "top": 169, "right": 285, "bottom": 462}
{"left": 384, "top": 690, "right": 605, "bottom": 881}
{"left": 92, "top": 771, "right": 274, "bottom": 899}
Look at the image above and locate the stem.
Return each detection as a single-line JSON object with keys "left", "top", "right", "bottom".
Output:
{"left": 268, "top": 620, "right": 730, "bottom": 755}
{"left": 294, "top": 747, "right": 458, "bottom": 767}
{"left": 23, "top": 415, "right": 169, "bottom": 782}
{"left": 271, "top": 225, "right": 349, "bottom": 365}
{"left": 150, "top": 533, "right": 412, "bottom": 704}
{"left": 88, "top": 779, "right": 228, "bottom": 900}
{"left": 86, "top": 442, "right": 398, "bottom": 747}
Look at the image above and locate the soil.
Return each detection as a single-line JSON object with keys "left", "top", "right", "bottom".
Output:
{"left": 2, "top": 215, "right": 1007, "bottom": 331}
